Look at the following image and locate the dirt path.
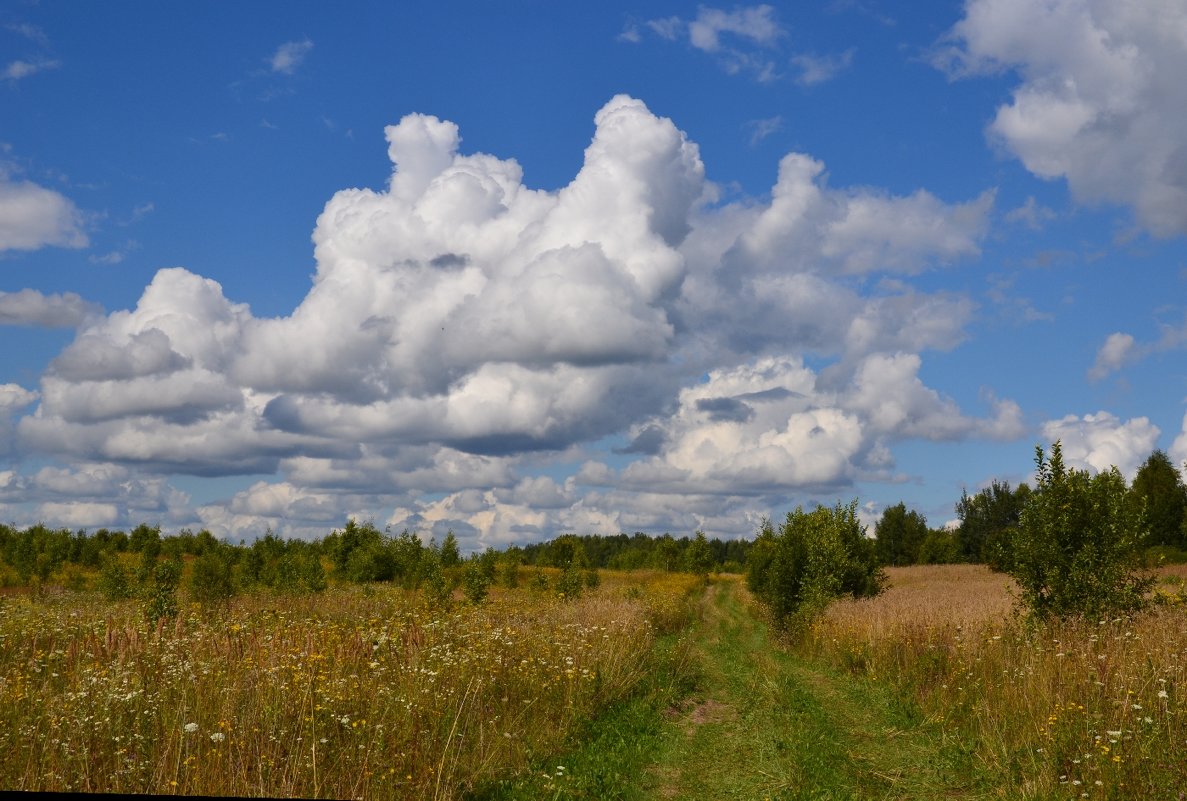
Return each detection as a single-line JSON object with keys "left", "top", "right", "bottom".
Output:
{"left": 644, "top": 577, "right": 987, "bottom": 800}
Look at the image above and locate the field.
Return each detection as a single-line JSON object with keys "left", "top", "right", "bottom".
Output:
{"left": 804, "top": 564, "right": 1187, "bottom": 798}
{"left": 0, "top": 570, "right": 700, "bottom": 799}
{"left": 5, "top": 564, "right": 1187, "bottom": 799}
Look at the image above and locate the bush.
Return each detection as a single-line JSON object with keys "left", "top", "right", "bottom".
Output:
{"left": 747, "top": 500, "right": 884, "bottom": 633}
{"left": 461, "top": 559, "right": 493, "bottom": 605}
{"left": 143, "top": 559, "right": 182, "bottom": 623}
{"left": 190, "top": 548, "right": 236, "bottom": 605}
{"left": 1011, "top": 442, "right": 1154, "bottom": 620}
{"left": 98, "top": 552, "right": 135, "bottom": 600}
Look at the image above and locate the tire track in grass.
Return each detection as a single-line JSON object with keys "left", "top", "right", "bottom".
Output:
{"left": 471, "top": 577, "right": 991, "bottom": 801}
{"left": 648, "top": 577, "right": 989, "bottom": 801}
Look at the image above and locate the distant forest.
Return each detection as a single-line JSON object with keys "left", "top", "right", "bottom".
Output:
{"left": 2, "top": 447, "right": 1184, "bottom": 593}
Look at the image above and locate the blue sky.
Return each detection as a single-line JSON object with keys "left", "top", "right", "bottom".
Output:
{"left": 3, "top": 0, "right": 1187, "bottom": 549}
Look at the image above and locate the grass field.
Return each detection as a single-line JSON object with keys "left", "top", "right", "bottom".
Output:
{"left": 805, "top": 564, "right": 1187, "bottom": 798}
{"left": 5, "top": 564, "right": 1187, "bottom": 799}
{"left": 0, "top": 570, "right": 701, "bottom": 799}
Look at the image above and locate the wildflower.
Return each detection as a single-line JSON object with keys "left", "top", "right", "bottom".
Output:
{"left": 184, "top": 723, "right": 198, "bottom": 734}
{"left": 1158, "top": 689, "right": 1169, "bottom": 699}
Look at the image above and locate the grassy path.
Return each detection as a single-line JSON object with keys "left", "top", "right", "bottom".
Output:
{"left": 472, "top": 577, "right": 989, "bottom": 801}
{"left": 644, "top": 578, "right": 987, "bottom": 800}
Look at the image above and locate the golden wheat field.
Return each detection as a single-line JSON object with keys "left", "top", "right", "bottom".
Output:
{"left": 808, "top": 564, "right": 1187, "bottom": 799}
{"left": 0, "top": 570, "right": 700, "bottom": 799}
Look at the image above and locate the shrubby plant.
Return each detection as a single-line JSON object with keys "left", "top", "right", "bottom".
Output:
{"left": 98, "top": 552, "right": 135, "bottom": 600}
{"left": 1011, "top": 441, "right": 1154, "bottom": 620}
{"left": 190, "top": 546, "right": 235, "bottom": 605}
{"left": 143, "top": 558, "right": 182, "bottom": 623}
{"left": 747, "top": 500, "right": 884, "bottom": 633}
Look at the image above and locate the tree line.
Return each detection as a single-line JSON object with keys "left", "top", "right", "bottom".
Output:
{"left": 873, "top": 447, "right": 1187, "bottom": 571}
{"left": 3, "top": 442, "right": 1179, "bottom": 627}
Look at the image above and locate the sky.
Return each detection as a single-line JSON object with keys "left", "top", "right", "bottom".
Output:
{"left": 3, "top": 0, "right": 1187, "bottom": 550}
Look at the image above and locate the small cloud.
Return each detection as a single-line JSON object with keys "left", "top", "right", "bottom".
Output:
{"left": 0, "top": 289, "right": 101, "bottom": 328}
{"left": 270, "top": 38, "right": 313, "bottom": 75}
{"left": 260, "top": 118, "right": 278, "bottom": 130}
{"left": 120, "top": 203, "right": 154, "bottom": 226}
{"left": 632, "top": 6, "right": 786, "bottom": 82}
{"left": 2, "top": 59, "right": 60, "bottom": 82}
{"left": 0, "top": 175, "right": 88, "bottom": 252}
{"left": 647, "top": 17, "right": 685, "bottom": 41}
{"left": 1004, "top": 196, "right": 1057, "bottom": 230}
{"left": 1088, "top": 332, "right": 1137, "bottom": 382}
{"left": 790, "top": 48, "right": 855, "bottom": 86}
{"left": 746, "top": 115, "right": 783, "bottom": 146}
{"left": 688, "top": 5, "right": 783, "bottom": 53}
{"left": 88, "top": 239, "right": 140, "bottom": 266}
{"left": 211, "top": 132, "right": 229, "bottom": 143}
{"left": 8, "top": 23, "right": 51, "bottom": 48}
{"left": 617, "top": 21, "right": 643, "bottom": 43}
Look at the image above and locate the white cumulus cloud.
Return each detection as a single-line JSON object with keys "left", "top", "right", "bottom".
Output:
{"left": 1040, "top": 411, "right": 1159, "bottom": 479}
{"left": 943, "top": 0, "right": 1187, "bottom": 236}
{"left": 6, "top": 95, "right": 1017, "bottom": 542}
{"left": 0, "top": 175, "right": 88, "bottom": 252}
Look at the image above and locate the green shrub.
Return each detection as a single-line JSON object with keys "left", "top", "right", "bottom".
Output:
{"left": 746, "top": 500, "right": 884, "bottom": 634}
{"left": 98, "top": 552, "right": 134, "bottom": 600}
{"left": 143, "top": 559, "right": 182, "bottom": 623}
{"left": 461, "top": 559, "right": 493, "bottom": 605}
{"left": 555, "top": 565, "right": 585, "bottom": 600}
{"left": 1011, "top": 441, "right": 1154, "bottom": 620}
{"left": 190, "top": 548, "right": 236, "bottom": 605}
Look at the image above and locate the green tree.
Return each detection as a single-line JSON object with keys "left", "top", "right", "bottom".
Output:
{"left": 746, "top": 500, "right": 884, "bottom": 633}
{"left": 955, "top": 480, "right": 1028, "bottom": 569}
{"left": 143, "top": 558, "right": 182, "bottom": 623}
{"left": 190, "top": 547, "right": 236, "bottom": 605}
{"left": 461, "top": 555, "right": 494, "bottom": 604}
{"left": 684, "top": 530, "right": 714, "bottom": 577}
{"left": 1130, "top": 450, "right": 1187, "bottom": 549}
{"left": 98, "top": 552, "right": 135, "bottom": 600}
{"left": 873, "top": 503, "right": 929, "bottom": 566}
{"left": 440, "top": 531, "right": 462, "bottom": 568}
{"left": 1011, "top": 441, "right": 1154, "bottom": 620}
{"left": 916, "top": 527, "right": 960, "bottom": 564}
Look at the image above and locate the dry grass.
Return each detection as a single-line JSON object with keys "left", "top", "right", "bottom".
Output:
{"left": 804, "top": 564, "right": 1187, "bottom": 798}
{"left": 0, "top": 572, "right": 701, "bottom": 798}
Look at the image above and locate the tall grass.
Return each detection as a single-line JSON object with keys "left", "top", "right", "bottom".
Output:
{"left": 0, "top": 571, "right": 701, "bottom": 798}
{"left": 803, "top": 564, "right": 1187, "bottom": 798}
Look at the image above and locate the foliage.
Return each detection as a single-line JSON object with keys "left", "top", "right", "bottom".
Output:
{"left": 439, "top": 530, "right": 461, "bottom": 568}
{"left": 97, "top": 552, "right": 135, "bottom": 600}
{"left": 915, "top": 527, "right": 960, "bottom": 564}
{"left": 1011, "top": 441, "right": 1154, "bottom": 620}
{"left": 142, "top": 558, "right": 182, "bottom": 623}
{"left": 420, "top": 547, "right": 451, "bottom": 609}
{"left": 189, "top": 547, "right": 236, "bottom": 605}
{"left": 954, "top": 480, "right": 1028, "bottom": 568}
{"left": 462, "top": 553, "right": 495, "bottom": 604}
{"left": 747, "top": 500, "right": 885, "bottom": 633}
{"left": 873, "top": 503, "right": 929, "bottom": 566}
{"left": 683, "top": 530, "right": 714, "bottom": 577}
{"left": 516, "top": 531, "right": 751, "bottom": 573}
{"left": 1130, "top": 449, "right": 1187, "bottom": 549}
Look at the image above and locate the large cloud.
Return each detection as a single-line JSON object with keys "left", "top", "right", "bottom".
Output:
{"left": 10, "top": 95, "right": 1012, "bottom": 543}
{"left": 943, "top": 0, "right": 1187, "bottom": 236}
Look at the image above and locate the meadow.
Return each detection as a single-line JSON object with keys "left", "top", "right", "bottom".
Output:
{"left": 0, "top": 569, "right": 701, "bottom": 799}
{"left": 803, "top": 564, "right": 1187, "bottom": 799}
{"left": 7, "top": 558, "right": 1187, "bottom": 799}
